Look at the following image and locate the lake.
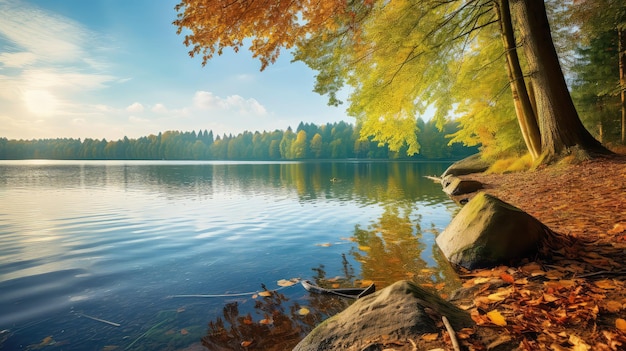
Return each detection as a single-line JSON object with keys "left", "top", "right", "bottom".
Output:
{"left": 0, "top": 160, "right": 461, "bottom": 350}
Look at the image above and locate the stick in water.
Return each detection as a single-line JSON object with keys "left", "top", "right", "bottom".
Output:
{"left": 75, "top": 312, "right": 121, "bottom": 327}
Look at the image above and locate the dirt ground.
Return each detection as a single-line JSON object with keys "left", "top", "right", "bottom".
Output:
{"left": 440, "top": 153, "right": 626, "bottom": 351}
{"left": 467, "top": 154, "right": 626, "bottom": 245}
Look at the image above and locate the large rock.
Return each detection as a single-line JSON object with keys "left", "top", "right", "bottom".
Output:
{"left": 441, "top": 153, "right": 491, "bottom": 178}
{"left": 293, "top": 280, "right": 473, "bottom": 351}
{"left": 442, "top": 175, "right": 483, "bottom": 196}
{"left": 436, "top": 192, "right": 547, "bottom": 269}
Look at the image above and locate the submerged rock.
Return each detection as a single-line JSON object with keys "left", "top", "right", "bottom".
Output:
{"left": 293, "top": 280, "right": 473, "bottom": 351}
{"left": 436, "top": 192, "right": 547, "bottom": 269}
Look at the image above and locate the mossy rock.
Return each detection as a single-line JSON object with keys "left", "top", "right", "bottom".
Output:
{"left": 436, "top": 192, "right": 547, "bottom": 269}
{"left": 293, "top": 281, "right": 473, "bottom": 351}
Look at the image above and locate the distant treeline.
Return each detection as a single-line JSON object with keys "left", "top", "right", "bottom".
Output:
{"left": 0, "top": 119, "right": 478, "bottom": 160}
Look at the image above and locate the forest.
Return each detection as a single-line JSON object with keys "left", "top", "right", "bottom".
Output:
{"left": 0, "top": 119, "right": 477, "bottom": 161}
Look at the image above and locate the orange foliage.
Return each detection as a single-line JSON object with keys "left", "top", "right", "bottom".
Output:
{"left": 173, "top": 0, "right": 357, "bottom": 70}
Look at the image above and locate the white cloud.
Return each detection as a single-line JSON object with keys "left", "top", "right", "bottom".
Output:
{"left": 0, "top": 0, "right": 88, "bottom": 65}
{"left": 193, "top": 91, "right": 267, "bottom": 115}
{"left": 152, "top": 103, "right": 168, "bottom": 113}
{"left": 21, "top": 69, "right": 115, "bottom": 90}
{"left": 126, "top": 102, "right": 144, "bottom": 113}
{"left": 0, "top": 52, "right": 37, "bottom": 68}
{"left": 129, "top": 115, "right": 149, "bottom": 123}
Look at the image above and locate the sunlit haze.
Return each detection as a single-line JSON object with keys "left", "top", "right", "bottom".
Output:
{"left": 0, "top": 0, "right": 349, "bottom": 141}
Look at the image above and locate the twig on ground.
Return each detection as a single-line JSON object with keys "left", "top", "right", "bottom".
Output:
{"left": 442, "top": 315, "right": 461, "bottom": 351}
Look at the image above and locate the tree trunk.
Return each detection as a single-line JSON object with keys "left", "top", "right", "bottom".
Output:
{"left": 494, "top": 0, "right": 542, "bottom": 160}
{"left": 511, "top": 0, "right": 611, "bottom": 162}
{"left": 617, "top": 28, "right": 626, "bottom": 145}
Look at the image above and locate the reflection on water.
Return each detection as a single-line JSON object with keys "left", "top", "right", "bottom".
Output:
{"left": 0, "top": 160, "right": 459, "bottom": 350}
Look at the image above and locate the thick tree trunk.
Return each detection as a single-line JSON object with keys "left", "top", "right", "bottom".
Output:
{"left": 511, "top": 0, "right": 611, "bottom": 162}
{"left": 494, "top": 0, "right": 542, "bottom": 160}
{"left": 617, "top": 28, "right": 626, "bottom": 144}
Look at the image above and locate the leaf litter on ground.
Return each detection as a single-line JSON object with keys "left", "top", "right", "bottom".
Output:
{"left": 451, "top": 155, "right": 626, "bottom": 350}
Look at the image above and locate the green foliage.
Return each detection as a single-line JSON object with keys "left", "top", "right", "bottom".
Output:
{"left": 571, "top": 31, "right": 622, "bottom": 143}
{"left": 568, "top": 0, "right": 626, "bottom": 144}
{"left": 447, "top": 24, "right": 526, "bottom": 160}
{"left": 0, "top": 121, "right": 477, "bottom": 161}
{"left": 295, "top": 0, "right": 476, "bottom": 155}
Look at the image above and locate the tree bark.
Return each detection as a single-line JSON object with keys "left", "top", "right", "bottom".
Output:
{"left": 511, "top": 0, "right": 611, "bottom": 162}
{"left": 494, "top": 0, "right": 541, "bottom": 160}
{"left": 617, "top": 28, "right": 626, "bottom": 145}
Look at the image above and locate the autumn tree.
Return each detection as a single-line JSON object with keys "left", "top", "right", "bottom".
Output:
{"left": 174, "top": 0, "right": 616, "bottom": 163}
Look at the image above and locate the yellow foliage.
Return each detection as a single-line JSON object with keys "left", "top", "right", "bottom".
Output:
{"left": 175, "top": 0, "right": 529, "bottom": 158}
{"left": 486, "top": 310, "right": 507, "bottom": 326}
{"left": 486, "top": 154, "right": 532, "bottom": 174}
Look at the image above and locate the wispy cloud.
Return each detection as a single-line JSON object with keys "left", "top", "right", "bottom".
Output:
{"left": 193, "top": 91, "right": 267, "bottom": 116}
{"left": 0, "top": 0, "right": 117, "bottom": 121}
{"left": 126, "top": 102, "right": 145, "bottom": 113}
{"left": 0, "top": 0, "right": 91, "bottom": 66}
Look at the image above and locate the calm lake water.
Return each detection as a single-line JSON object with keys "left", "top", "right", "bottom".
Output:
{"left": 0, "top": 160, "right": 461, "bottom": 350}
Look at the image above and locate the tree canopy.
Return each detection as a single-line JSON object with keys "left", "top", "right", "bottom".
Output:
{"left": 175, "top": 0, "right": 623, "bottom": 163}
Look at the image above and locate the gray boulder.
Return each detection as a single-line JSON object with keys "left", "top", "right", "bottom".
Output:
{"left": 442, "top": 175, "right": 483, "bottom": 196}
{"left": 436, "top": 192, "right": 547, "bottom": 269}
{"left": 293, "top": 280, "right": 473, "bottom": 351}
{"left": 442, "top": 153, "right": 491, "bottom": 178}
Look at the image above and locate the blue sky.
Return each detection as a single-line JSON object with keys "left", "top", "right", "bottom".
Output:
{"left": 0, "top": 0, "right": 349, "bottom": 141}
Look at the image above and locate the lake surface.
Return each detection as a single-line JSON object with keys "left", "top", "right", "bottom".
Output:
{"left": 0, "top": 160, "right": 461, "bottom": 350}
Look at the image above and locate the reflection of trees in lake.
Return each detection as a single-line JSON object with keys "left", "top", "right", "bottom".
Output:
{"left": 202, "top": 206, "right": 463, "bottom": 349}
{"left": 351, "top": 204, "right": 461, "bottom": 295}
{"left": 202, "top": 271, "right": 353, "bottom": 350}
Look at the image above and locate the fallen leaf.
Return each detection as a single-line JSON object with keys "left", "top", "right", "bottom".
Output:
{"left": 258, "top": 291, "right": 272, "bottom": 297}
{"left": 616, "top": 318, "right": 626, "bottom": 332}
{"left": 568, "top": 334, "right": 591, "bottom": 351}
{"left": 44, "top": 336, "right": 55, "bottom": 344}
{"left": 487, "top": 310, "right": 507, "bottom": 326}
{"left": 607, "top": 223, "right": 626, "bottom": 235}
{"left": 180, "top": 329, "right": 189, "bottom": 335}
{"left": 277, "top": 279, "right": 297, "bottom": 287}
{"left": 521, "top": 262, "right": 543, "bottom": 274}
{"left": 548, "top": 279, "right": 577, "bottom": 289}
{"left": 604, "top": 300, "right": 623, "bottom": 313}
{"left": 315, "top": 243, "right": 332, "bottom": 247}
{"left": 488, "top": 288, "right": 513, "bottom": 302}
{"left": 298, "top": 307, "right": 310, "bottom": 316}
{"left": 422, "top": 333, "right": 439, "bottom": 342}
{"left": 543, "top": 293, "right": 560, "bottom": 303}
{"left": 473, "top": 277, "right": 491, "bottom": 285}
{"left": 456, "top": 328, "right": 475, "bottom": 339}
{"left": 594, "top": 280, "right": 616, "bottom": 290}
{"left": 259, "top": 318, "right": 273, "bottom": 325}
{"left": 241, "top": 340, "right": 253, "bottom": 347}
{"left": 500, "top": 272, "right": 515, "bottom": 283}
